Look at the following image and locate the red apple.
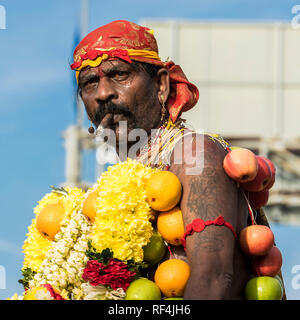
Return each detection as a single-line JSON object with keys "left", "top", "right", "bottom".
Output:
{"left": 239, "top": 225, "right": 274, "bottom": 256}
{"left": 241, "top": 156, "right": 272, "bottom": 192}
{"left": 262, "top": 157, "right": 276, "bottom": 190}
{"left": 223, "top": 148, "right": 258, "bottom": 183}
{"left": 248, "top": 190, "right": 269, "bottom": 210}
{"left": 252, "top": 246, "right": 282, "bottom": 277}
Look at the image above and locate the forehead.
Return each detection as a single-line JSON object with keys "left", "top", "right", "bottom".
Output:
{"left": 78, "top": 59, "right": 136, "bottom": 80}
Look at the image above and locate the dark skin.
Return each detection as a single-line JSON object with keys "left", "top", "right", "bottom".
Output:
{"left": 78, "top": 59, "right": 169, "bottom": 159}
{"left": 79, "top": 59, "right": 252, "bottom": 299}
{"left": 169, "top": 133, "right": 252, "bottom": 299}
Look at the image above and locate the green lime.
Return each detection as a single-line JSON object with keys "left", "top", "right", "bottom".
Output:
{"left": 274, "top": 275, "right": 285, "bottom": 292}
{"left": 125, "top": 277, "right": 161, "bottom": 300}
{"left": 143, "top": 230, "right": 166, "bottom": 265}
{"left": 245, "top": 276, "right": 283, "bottom": 300}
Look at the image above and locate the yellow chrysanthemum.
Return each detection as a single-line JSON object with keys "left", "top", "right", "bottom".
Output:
{"left": 7, "top": 293, "right": 22, "bottom": 300}
{"left": 23, "top": 286, "right": 51, "bottom": 300}
{"left": 58, "top": 289, "right": 70, "bottom": 300}
{"left": 90, "top": 159, "right": 157, "bottom": 263}
{"left": 22, "top": 218, "right": 52, "bottom": 272}
{"left": 22, "top": 187, "right": 85, "bottom": 272}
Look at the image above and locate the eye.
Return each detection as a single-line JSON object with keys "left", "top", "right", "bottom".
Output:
{"left": 81, "top": 75, "right": 99, "bottom": 91}
{"left": 110, "top": 70, "right": 129, "bottom": 81}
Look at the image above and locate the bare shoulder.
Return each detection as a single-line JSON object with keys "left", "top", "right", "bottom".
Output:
{"left": 170, "top": 131, "right": 229, "bottom": 179}
{"left": 170, "top": 131, "right": 239, "bottom": 227}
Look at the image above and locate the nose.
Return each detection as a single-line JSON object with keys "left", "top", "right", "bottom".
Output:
{"left": 94, "top": 76, "right": 117, "bottom": 103}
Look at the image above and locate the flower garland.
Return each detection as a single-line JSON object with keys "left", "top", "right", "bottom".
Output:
{"left": 81, "top": 283, "right": 126, "bottom": 300}
{"left": 11, "top": 159, "right": 158, "bottom": 300}
{"left": 89, "top": 158, "right": 157, "bottom": 263}
{"left": 22, "top": 186, "right": 85, "bottom": 273}
{"left": 18, "top": 186, "right": 89, "bottom": 300}
{"left": 82, "top": 259, "right": 136, "bottom": 290}
{"left": 29, "top": 208, "right": 91, "bottom": 299}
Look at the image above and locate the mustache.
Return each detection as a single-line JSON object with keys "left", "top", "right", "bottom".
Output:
{"left": 94, "top": 102, "right": 132, "bottom": 124}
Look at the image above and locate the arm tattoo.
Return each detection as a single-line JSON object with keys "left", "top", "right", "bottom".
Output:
{"left": 187, "top": 169, "right": 221, "bottom": 221}
{"left": 186, "top": 161, "right": 231, "bottom": 252}
{"left": 192, "top": 231, "right": 224, "bottom": 252}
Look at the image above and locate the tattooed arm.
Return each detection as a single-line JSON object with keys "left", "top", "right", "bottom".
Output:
{"left": 170, "top": 133, "right": 240, "bottom": 299}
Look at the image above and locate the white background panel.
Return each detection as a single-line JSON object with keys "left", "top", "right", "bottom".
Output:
{"left": 209, "top": 25, "right": 275, "bottom": 83}
{"left": 284, "top": 28, "right": 300, "bottom": 84}
{"left": 283, "top": 89, "right": 300, "bottom": 138}
{"left": 208, "top": 86, "right": 270, "bottom": 136}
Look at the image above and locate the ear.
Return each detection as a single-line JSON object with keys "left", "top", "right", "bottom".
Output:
{"left": 156, "top": 68, "right": 170, "bottom": 104}
{"left": 77, "top": 86, "right": 82, "bottom": 98}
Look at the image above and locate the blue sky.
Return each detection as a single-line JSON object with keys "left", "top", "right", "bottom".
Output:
{"left": 0, "top": 0, "right": 300, "bottom": 300}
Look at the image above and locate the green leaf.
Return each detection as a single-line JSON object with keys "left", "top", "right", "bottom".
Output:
{"left": 85, "top": 241, "right": 113, "bottom": 265}
{"left": 50, "top": 185, "right": 69, "bottom": 196}
{"left": 85, "top": 241, "right": 149, "bottom": 272}
{"left": 18, "top": 268, "right": 36, "bottom": 289}
{"left": 126, "top": 259, "right": 149, "bottom": 273}
{"left": 100, "top": 248, "right": 114, "bottom": 265}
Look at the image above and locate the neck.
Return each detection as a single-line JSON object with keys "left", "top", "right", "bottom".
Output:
{"left": 115, "top": 117, "right": 170, "bottom": 162}
{"left": 136, "top": 117, "right": 185, "bottom": 168}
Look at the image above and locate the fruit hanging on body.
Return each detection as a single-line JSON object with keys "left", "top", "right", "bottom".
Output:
{"left": 239, "top": 225, "right": 274, "bottom": 256}
{"left": 252, "top": 246, "right": 283, "bottom": 277}
{"left": 223, "top": 148, "right": 258, "bottom": 183}
{"left": 154, "top": 259, "right": 190, "bottom": 298}
{"left": 274, "top": 274, "right": 284, "bottom": 291}
{"left": 157, "top": 207, "right": 185, "bottom": 246}
{"left": 262, "top": 157, "right": 276, "bottom": 190}
{"left": 241, "top": 156, "right": 272, "bottom": 192}
{"left": 125, "top": 278, "right": 161, "bottom": 300}
{"left": 143, "top": 230, "right": 166, "bottom": 266}
{"left": 82, "top": 191, "right": 98, "bottom": 223}
{"left": 248, "top": 190, "right": 269, "bottom": 210}
{"left": 146, "top": 171, "right": 182, "bottom": 212}
{"left": 245, "top": 276, "right": 283, "bottom": 300}
{"left": 36, "top": 203, "right": 65, "bottom": 241}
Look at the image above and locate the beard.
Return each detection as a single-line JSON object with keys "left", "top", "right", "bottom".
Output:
{"left": 94, "top": 101, "right": 141, "bottom": 157}
{"left": 94, "top": 101, "right": 133, "bottom": 125}
{"left": 94, "top": 101, "right": 138, "bottom": 135}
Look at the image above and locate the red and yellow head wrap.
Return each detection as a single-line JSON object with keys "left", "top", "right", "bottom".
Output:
{"left": 70, "top": 20, "right": 199, "bottom": 123}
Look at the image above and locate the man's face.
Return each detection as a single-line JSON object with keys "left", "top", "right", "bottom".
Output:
{"left": 78, "top": 59, "right": 163, "bottom": 146}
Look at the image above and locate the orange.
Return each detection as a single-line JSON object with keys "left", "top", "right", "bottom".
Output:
{"left": 146, "top": 171, "right": 182, "bottom": 212}
{"left": 154, "top": 259, "right": 190, "bottom": 297}
{"left": 157, "top": 207, "right": 184, "bottom": 246}
{"left": 36, "top": 203, "right": 65, "bottom": 241}
{"left": 82, "top": 191, "right": 98, "bottom": 222}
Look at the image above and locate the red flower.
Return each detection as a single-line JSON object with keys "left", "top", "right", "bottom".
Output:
{"left": 41, "top": 284, "right": 65, "bottom": 300}
{"left": 82, "top": 259, "right": 136, "bottom": 291}
{"left": 82, "top": 260, "right": 103, "bottom": 286}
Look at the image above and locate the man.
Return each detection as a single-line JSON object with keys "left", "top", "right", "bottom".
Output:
{"left": 70, "top": 20, "right": 268, "bottom": 299}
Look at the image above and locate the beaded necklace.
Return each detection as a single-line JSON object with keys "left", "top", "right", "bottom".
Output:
{"left": 136, "top": 117, "right": 186, "bottom": 170}
{"left": 136, "top": 118, "right": 257, "bottom": 225}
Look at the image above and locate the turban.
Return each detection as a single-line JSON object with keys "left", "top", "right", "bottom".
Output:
{"left": 70, "top": 20, "right": 199, "bottom": 123}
